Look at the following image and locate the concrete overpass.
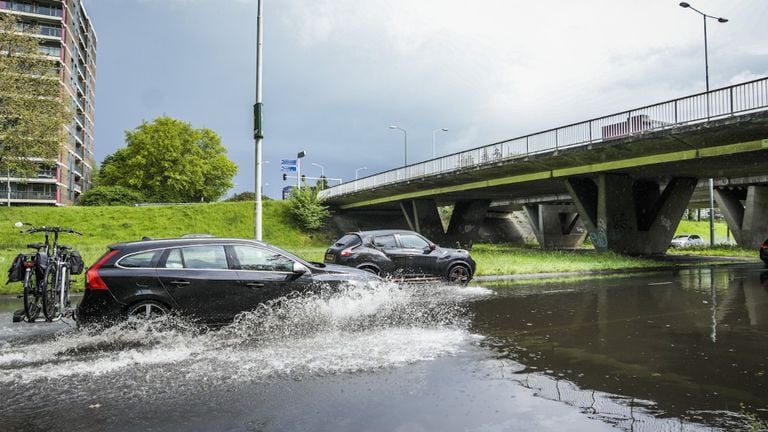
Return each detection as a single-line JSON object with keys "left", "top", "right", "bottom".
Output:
{"left": 320, "top": 78, "right": 768, "bottom": 254}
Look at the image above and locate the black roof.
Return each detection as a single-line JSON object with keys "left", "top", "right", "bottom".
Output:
{"left": 348, "top": 229, "right": 420, "bottom": 238}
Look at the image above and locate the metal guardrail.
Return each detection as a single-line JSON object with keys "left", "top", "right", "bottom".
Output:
{"left": 320, "top": 77, "right": 768, "bottom": 200}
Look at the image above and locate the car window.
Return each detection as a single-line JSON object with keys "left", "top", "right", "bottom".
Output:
{"left": 373, "top": 235, "right": 397, "bottom": 248}
{"left": 119, "top": 250, "right": 160, "bottom": 268}
{"left": 335, "top": 234, "right": 362, "bottom": 247}
{"left": 163, "top": 245, "right": 229, "bottom": 270}
{"left": 399, "top": 234, "right": 430, "bottom": 249}
{"left": 233, "top": 245, "right": 294, "bottom": 272}
{"left": 165, "top": 249, "right": 184, "bottom": 268}
{"left": 691, "top": 235, "right": 701, "bottom": 240}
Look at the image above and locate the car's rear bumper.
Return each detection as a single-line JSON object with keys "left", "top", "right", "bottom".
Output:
{"left": 77, "top": 289, "right": 125, "bottom": 324}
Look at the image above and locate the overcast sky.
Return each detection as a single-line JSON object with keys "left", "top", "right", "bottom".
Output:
{"left": 81, "top": 0, "right": 768, "bottom": 199}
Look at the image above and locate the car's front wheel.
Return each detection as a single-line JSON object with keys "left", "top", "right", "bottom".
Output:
{"left": 446, "top": 264, "right": 471, "bottom": 285}
{"left": 127, "top": 301, "right": 169, "bottom": 319}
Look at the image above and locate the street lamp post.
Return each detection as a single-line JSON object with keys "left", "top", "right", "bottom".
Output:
{"left": 311, "top": 162, "right": 325, "bottom": 177}
{"left": 432, "top": 128, "right": 448, "bottom": 158}
{"left": 355, "top": 166, "right": 368, "bottom": 180}
{"left": 389, "top": 125, "right": 408, "bottom": 166}
{"left": 253, "top": 0, "right": 264, "bottom": 240}
{"left": 679, "top": 2, "right": 728, "bottom": 94}
{"left": 296, "top": 151, "right": 306, "bottom": 189}
{"left": 679, "top": 2, "right": 728, "bottom": 247}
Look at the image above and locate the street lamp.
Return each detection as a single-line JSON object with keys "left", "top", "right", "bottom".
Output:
{"left": 432, "top": 128, "right": 448, "bottom": 158}
{"left": 296, "top": 150, "right": 306, "bottom": 189}
{"left": 311, "top": 162, "right": 325, "bottom": 177}
{"left": 355, "top": 166, "right": 368, "bottom": 180}
{"left": 389, "top": 125, "right": 408, "bottom": 166}
{"left": 679, "top": 2, "right": 728, "bottom": 247}
{"left": 679, "top": 2, "right": 728, "bottom": 93}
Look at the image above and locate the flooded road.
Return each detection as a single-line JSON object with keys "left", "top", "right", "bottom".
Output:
{"left": 1, "top": 265, "right": 766, "bottom": 431}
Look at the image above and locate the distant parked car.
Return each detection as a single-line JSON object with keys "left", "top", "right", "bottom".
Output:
{"left": 323, "top": 230, "right": 476, "bottom": 284}
{"left": 77, "top": 237, "right": 379, "bottom": 325}
{"left": 670, "top": 234, "right": 706, "bottom": 248}
{"left": 760, "top": 238, "right": 768, "bottom": 266}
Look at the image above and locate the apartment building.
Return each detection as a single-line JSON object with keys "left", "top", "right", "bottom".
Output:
{"left": 0, "top": 0, "right": 96, "bottom": 205}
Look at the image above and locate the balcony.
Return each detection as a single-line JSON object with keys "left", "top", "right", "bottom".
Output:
{"left": 0, "top": 2, "right": 63, "bottom": 19}
{"left": 1, "top": 191, "right": 57, "bottom": 203}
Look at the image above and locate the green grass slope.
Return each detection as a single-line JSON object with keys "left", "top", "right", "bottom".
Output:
{"left": 0, "top": 201, "right": 328, "bottom": 293}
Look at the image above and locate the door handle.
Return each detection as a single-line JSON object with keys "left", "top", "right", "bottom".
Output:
{"left": 244, "top": 282, "right": 265, "bottom": 288}
{"left": 169, "top": 280, "right": 190, "bottom": 286}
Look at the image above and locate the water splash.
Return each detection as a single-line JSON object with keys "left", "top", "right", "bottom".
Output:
{"left": 0, "top": 281, "right": 488, "bottom": 385}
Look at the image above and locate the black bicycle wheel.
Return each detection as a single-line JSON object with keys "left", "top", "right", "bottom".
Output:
{"left": 22, "top": 269, "right": 41, "bottom": 322}
{"left": 42, "top": 267, "right": 59, "bottom": 321}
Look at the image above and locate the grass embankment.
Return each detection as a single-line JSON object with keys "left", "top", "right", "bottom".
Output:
{"left": 470, "top": 244, "right": 664, "bottom": 276}
{"left": 666, "top": 220, "right": 755, "bottom": 258}
{"left": 0, "top": 201, "right": 328, "bottom": 294}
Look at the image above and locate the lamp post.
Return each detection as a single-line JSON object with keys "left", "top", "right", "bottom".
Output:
{"left": 389, "top": 125, "right": 408, "bottom": 166}
{"left": 296, "top": 151, "right": 306, "bottom": 189}
{"left": 355, "top": 166, "right": 368, "bottom": 180}
{"left": 311, "top": 162, "right": 325, "bottom": 177}
{"left": 679, "top": 2, "right": 728, "bottom": 94}
{"left": 679, "top": 2, "right": 728, "bottom": 247}
{"left": 253, "top": 0, "right": 264, "bottom": 240}
{"left": 432, "top": 128, "right": 448, "bottom": 158}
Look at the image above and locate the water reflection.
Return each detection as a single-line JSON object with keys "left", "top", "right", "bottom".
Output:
{"left": 472, "top": 265, "right": 768, "bottom": 430}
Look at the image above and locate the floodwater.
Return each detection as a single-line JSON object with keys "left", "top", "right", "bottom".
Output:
{"left": 0, "top": 265, "right": 766, "bottom": 431}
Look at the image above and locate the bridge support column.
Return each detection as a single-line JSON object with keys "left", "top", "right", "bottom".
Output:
{"left": 566, "top": 175, "right": 697, "bottom": 255}
{"left": 523, "top": 204, "right": 587, "bottom": 249}
{"left": 715, "top": 185, "right": 768, "bottom": 248}
{"left": 399, "top": 199, "right": 446, "bottom": 241}
{"left": 445, "top": 200, "right": 491, "bottom": 249}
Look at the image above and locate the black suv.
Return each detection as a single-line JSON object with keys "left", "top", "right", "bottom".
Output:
{"left": 324, "top": 230, "right": 476, "bottom": 284}
{"left": 77, "top": 237, "right": 379, "bottom": 324}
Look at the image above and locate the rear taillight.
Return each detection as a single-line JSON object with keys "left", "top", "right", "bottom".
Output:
{"left": 761, "top": 243, "right": 768, "bottom": 250}
{"left": 341, "top": 247, "right": 354, "bottom": 257}
{"left": 86, "top": 249, "right": 119, "bottom": 291}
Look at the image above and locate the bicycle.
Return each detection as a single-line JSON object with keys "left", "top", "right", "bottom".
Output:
{"left": 14, "top": 222, "right": 83, "bottom": 322}
{"left": 9, "top": 222, "right": 51, "bottom": 322}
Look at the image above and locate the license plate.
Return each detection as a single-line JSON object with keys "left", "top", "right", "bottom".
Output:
{"left": 324, "top": 253, "right": 335, "bottom": 262}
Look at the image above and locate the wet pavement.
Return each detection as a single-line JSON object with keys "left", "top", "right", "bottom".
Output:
{"left": 1, "top": 264, "right": 766, "bottom": 431}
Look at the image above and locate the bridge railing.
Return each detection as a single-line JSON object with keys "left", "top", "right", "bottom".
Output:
{"left": 321, "top": 77, "right": 768, "bottom": 199}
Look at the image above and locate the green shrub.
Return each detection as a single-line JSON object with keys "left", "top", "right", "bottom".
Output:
{"left": 288, "top": 186, "right": 330, "bottom": 231}
{"left": 77, "top": 186, "right": 147, "bottom": 206}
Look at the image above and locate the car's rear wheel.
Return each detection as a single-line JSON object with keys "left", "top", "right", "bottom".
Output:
{"left": 447, "top": 264, "right": 471, "bottom": 285}
{"left": 127, "top": 301, "right": 169, "bottom": 319}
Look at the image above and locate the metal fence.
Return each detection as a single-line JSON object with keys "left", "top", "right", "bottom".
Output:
{"left": 320, "top": 77, "right": 768, "bottom": 200}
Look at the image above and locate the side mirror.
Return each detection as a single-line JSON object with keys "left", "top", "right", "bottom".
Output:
{"left": 430, "top": 244, "right": 437, "bottom": 251}
{"left": 292, "top": 262, "right": 309, "bottom": 275}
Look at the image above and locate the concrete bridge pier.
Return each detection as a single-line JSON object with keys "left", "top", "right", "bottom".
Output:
{"left": 399, "top": 199, "right": 446, "bottom": 242}
{"left": 715, "top": 185, "right": 768, "bottom": 248}
{"left": 566, "top": 175, "right": 697, "bottom": 255}
{"left": 444, "top": 200, "right": 491, "bottom": 249}
{"left": 523, "top": 204, "right": 588, "bottom": 249}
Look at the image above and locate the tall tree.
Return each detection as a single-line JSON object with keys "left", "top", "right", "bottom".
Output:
{"left": 0, "top": 14, "right": 70, "bottom": 176}
{"left": 99, "top": 116, "right": 238, "bottom": 202}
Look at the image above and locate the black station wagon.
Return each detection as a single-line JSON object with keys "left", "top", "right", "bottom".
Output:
{"left": 324, "top": 230, "right": 476, "bottom": 284}
{"left": 77, "top": 237, "right": 379, "bottom": 324}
